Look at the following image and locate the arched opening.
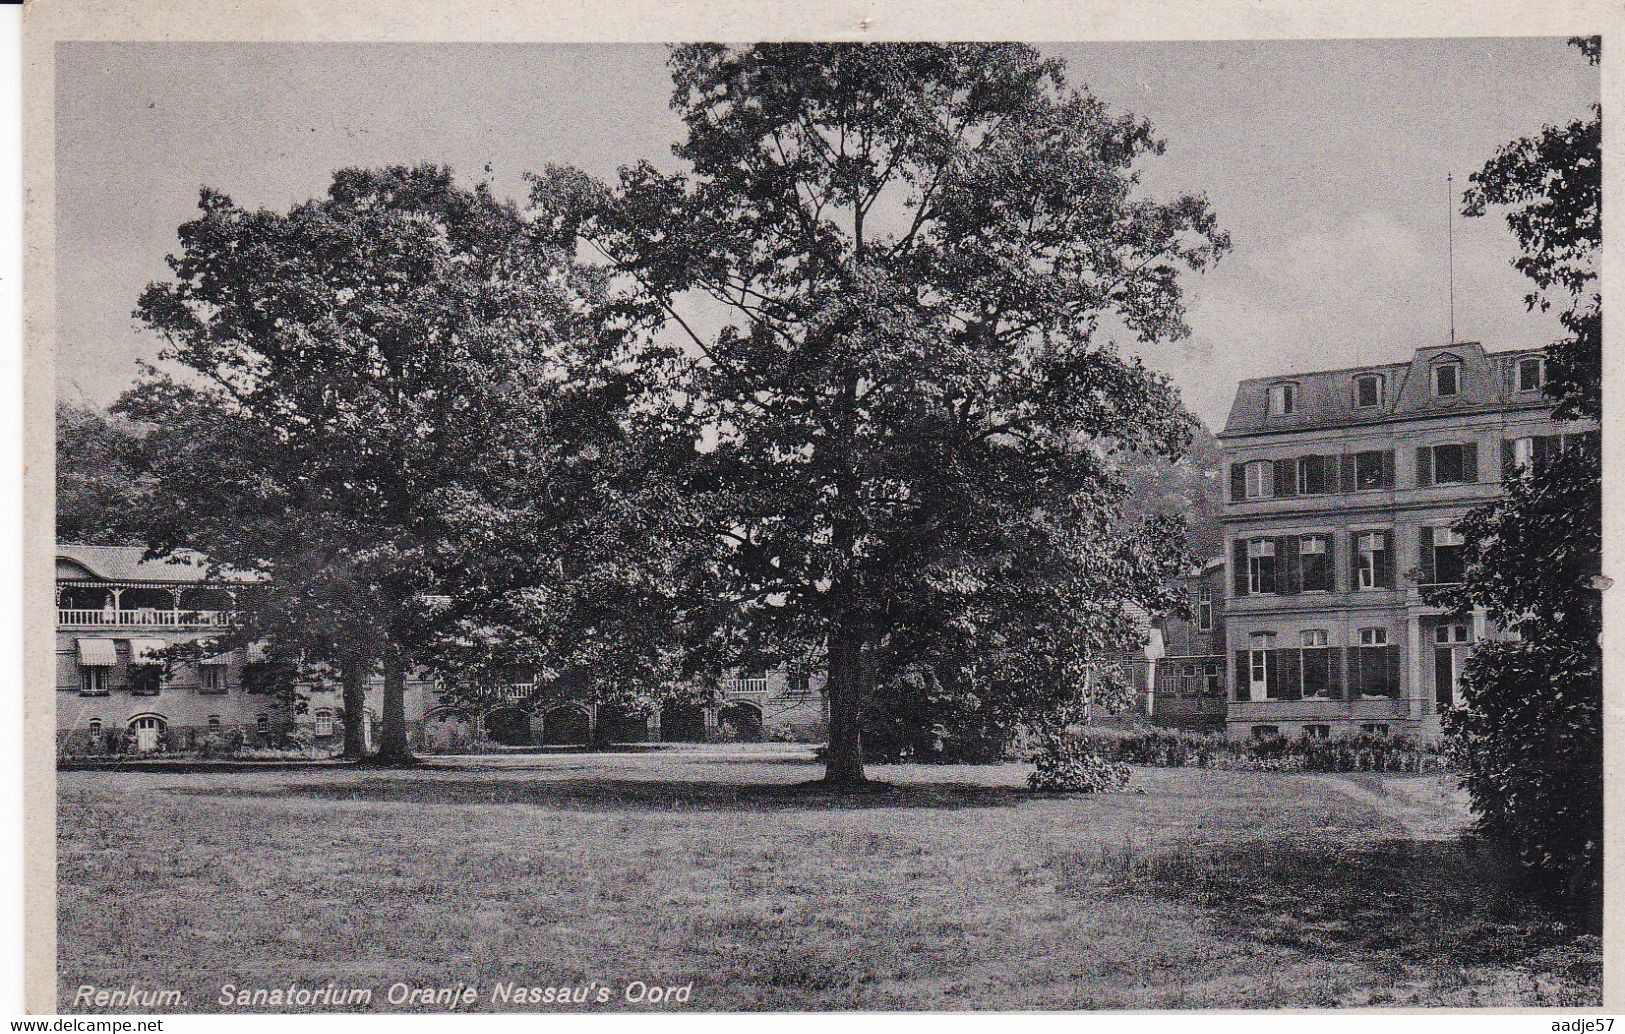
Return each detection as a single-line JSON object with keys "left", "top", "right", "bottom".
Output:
{"left": 127, "top": 714, "right": 167, "bottom": 753}
{"left": 482, "top": 706, "right": 533, "bottom": 747}
{"left": 660, "top": 701, "right": 708, "bottom": 743}
{"left": 717, "top": 700, "right": 763, "bottom": 742}
{"left": 594, "top": 703, "right": 650, "bottom": 745}
{"left": 540, "top": 704, "right": 591, "bottom": 746}
{"left": 421, "top": 707, "right": 474, "bottom": 752}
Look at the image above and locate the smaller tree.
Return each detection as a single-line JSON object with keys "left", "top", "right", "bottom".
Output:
{"left": 55, "top": 400, "right": 152, "bottom": 546}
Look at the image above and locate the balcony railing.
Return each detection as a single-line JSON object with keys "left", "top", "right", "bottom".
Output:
{"left": 58, "top": 608, "right": 235, "bottom": 628}
{"left": 721, "top": 676, "right": 770, "bottom": 700}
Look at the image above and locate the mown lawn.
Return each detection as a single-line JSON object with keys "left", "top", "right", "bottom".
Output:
{"left": 57, "top": 745, "right": 1600, "bottom": 1011}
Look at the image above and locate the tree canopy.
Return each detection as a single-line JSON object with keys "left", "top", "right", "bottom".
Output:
{"left": 126, "top": 164, "right": 686, "bottom": 760}
{"left": 533, "top": 43, "right": 1228, "bottom": 783}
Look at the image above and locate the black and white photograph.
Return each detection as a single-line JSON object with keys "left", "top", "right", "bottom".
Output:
{"left": 19, "top": 0, "right": 1615, "bottom": 1016}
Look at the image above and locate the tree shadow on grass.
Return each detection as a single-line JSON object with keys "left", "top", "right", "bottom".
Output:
{"left": 163, "top": 775, "right": 1043, "bottom": 812}
{"left": 1054, "top": 834, "right": 1601, "bottom": 986}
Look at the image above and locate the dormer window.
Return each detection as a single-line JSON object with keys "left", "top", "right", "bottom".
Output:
{"left": 1516, "top": 355, "right": 1545, "bottom": 392}
{"left": 1268, "top": 382, "right": 1297, "bottom": 416}
{"left": 1354, "top": 374, "right": 1383, "bottom": 409}
{"left": 1432, "top": 358, "right": 1461, "bottom": 398}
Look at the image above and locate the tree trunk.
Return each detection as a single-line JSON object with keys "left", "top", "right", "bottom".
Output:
{"left": 822, "top": 623, "right": 867, "bottom": 786}
{"left": 375, "top": 648, "right": 415, "bottom": 764}
{"left": 339, "top": 654, "right": 370, "bottom": 759}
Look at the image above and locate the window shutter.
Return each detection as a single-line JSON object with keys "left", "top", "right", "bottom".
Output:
{"left": 1326, "top": 648, "right": 1344, "bottom": 701}
{"left": 1230, "top": 463, "right": 1246, "bottom": 501}
{"left": 1233, "top": 540, "right": 1249, "bottom": 596}
{"left": 1273, "top": 459, "right": 1297, "bottom": 497}
{"left": 1461, "top": 441, "right": 1478, "bottom": 483}
{"left": 1279, "top": 536, "right": 1300, "bottom": 595}
{"left": 1348, "top": 531, "right": 1360, "bottom": 591}
{"left": 1233, "top": 650, "right": 1248, "bottom": 699}
{"left": 1338, "top": 454, "right": 1356, "bottom": 494}
{"left": 1384, "top": 645, "right": 1401, "bottom": 697}
{"left": 1414, "top": 446, "right": 1432, "bottom": 487}
{"left": 1324, "top": 455, "right": 1340, "bottom": 494}
{"left": 1501, "top": 440, "right": 1515, "bottom": 480}
{"left": 1380, "top": 450, "right": 1395, "bottom": 488}
{"left": 1376, "top": 531, "right": 1394, "bottom": 588}
{"left": 1418, "top": 526, "right": 1436, "bottom": 586}
{"left": 1346, "top": 646, "right": 1363, "bottom": 699}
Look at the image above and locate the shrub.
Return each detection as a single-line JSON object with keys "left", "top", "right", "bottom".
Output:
{"left": 1444, "top": 638, "right": 1602, "bottom": 923}
{"left": 1027, "top": 735, "right": 1131, "bottom": 793}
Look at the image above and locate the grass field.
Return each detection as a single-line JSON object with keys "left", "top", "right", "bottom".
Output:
{"left": 57, "top": 745, "right": 1600, "bottom": 1011}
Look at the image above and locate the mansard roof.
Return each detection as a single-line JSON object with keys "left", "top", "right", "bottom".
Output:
{"left": 55, "top": 543, "right": 260, "bottom": 584}
{"left": 1219, "top": 342, "right": 1551, "bottom": 438}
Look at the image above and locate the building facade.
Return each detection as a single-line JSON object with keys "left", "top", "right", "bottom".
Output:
{"left": 56, "top": 543, "right": 826, "bottom": 754}
{"left": 1149, "top": 559, "right": 1228, "bottom": 730}
{"left": 54, "top": 543, "right": 326, "bottom": 754}
{"left": 1217, "top": 342, "right": 1595, "bottom": 740}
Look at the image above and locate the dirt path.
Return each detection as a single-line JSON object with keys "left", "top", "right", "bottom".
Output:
{"left": 1312, "top": 771, "right": 1472, "bottom": 839}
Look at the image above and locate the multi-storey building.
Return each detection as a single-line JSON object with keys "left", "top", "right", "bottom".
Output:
{"left": 56, "top": 542, "right": 825, "bottom": 754}
{"left": 54, "top": 542, "right": 324, "bottom": 754}
{"left": 1216, "top": 341, "right": 1595, "bottom": 740}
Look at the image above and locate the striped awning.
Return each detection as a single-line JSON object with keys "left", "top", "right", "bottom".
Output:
{"left": 75, "top": 638, "right": 115, "bottom": 667}
{"left": 130, "top": 638, "right": 168, "bottom": 663}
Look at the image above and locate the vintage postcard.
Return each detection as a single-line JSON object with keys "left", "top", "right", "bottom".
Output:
{"left": 19, "top": 0, "right": 1623, "bottom": 1016}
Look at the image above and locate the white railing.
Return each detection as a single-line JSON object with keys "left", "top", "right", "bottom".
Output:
{"left": 58, "top": 609, "right": 235, "bottom": 628}
{"left": 721, "top": 676, "right": 770, "bottom": 699}
{"left": 500, "top": 683, "right": 534, "bottom": 701}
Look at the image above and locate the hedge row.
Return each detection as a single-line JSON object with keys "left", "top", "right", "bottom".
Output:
{"left": 1069, "top": 727, "right": 1453, "bottom": 773}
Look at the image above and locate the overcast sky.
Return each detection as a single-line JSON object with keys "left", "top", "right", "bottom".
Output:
{"left": 55, "top": 39, "right": 1598, "bottom": 430}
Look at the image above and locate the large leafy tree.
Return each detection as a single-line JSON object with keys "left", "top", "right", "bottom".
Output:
{"left": 534, "top": 44, "right": 1227, "bottom": 784}
{"left": 127, "top": 164, "right": 666, "bottom": 762}
{"left": 1435, "top": 37, "right": 1601, "bottom": 919}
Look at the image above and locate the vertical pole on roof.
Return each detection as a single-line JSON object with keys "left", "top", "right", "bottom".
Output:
{"left": 1446, "top": 172, "right": 1457, "bottom": 344}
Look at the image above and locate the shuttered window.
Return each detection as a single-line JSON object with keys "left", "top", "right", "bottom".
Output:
{"left": 1433, "top": 527, "right": 1466, "bottom": 584}
{"left": 1417, "top": 442, "right": 1478, "bottom": 486}
{"left": 1246, "top": 539, "right": 1276, "bottom": 595}
{"left": 1351, "top": 450, "right": 1392, "bottom": 491}
{"left": 1353, "top": 531, "right": 1393, "bottom": 590}
{"left": 1298, "top": 630, "right": 1339, "bottom": 700}
{"left": 1348, "top": 631, "right": 1400, "bottom": 698}
{"left": 1299, "top": 534, "right": 1334, "bottom": 591}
